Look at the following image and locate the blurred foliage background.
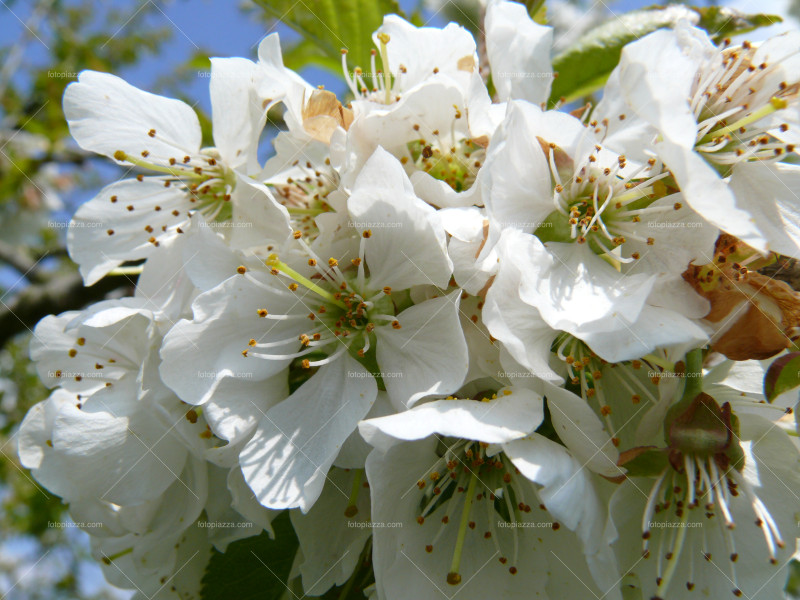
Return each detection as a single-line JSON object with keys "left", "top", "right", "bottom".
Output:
{"left": 0, "top": 0, "right": 799, "bottom": 598}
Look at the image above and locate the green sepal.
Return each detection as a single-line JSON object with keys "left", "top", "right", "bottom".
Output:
{"left": 618, "top": 447, "right": 670, "bottom": 478}
{"left": 764, "top": 352, "right": 800, "bottom": 402}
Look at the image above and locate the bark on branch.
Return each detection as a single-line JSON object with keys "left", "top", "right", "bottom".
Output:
{"left": 0, "top": 272, "right": 134, "bottom": 347}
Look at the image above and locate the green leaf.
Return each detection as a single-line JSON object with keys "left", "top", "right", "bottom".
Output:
{"left": 201, "top": 512, "right": 298, "bottom": 600}
{"left": 523, "top": 0, "right": 547, "bottom": 24}
{"left": 549, "top": 5, "right": 780, "bottom": 106}
{"left": 786, "top": 558, "right": 800, "bottom": 599}
{"left": 253, "top": 0, "right": 403, "bottom": 78}
{"left": 549, "top": 5, "right": 694, "bottom": 105}
{"left": 763, "top": 352, "right": 800, "bottom": 402}
{"left": 282, "top": 38, "right": 342, "bottom": 73}
{"left": 694, "top": 6, "right": 782, "bottom": 43}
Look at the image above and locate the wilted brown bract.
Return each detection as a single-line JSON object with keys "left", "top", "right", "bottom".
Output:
{"left": 683, "top": 235, "right": 800, "bottom": 360}
{"left": 302, "top": 89, "right": 354, "bottom": 144}
{"left": 457, "top": 55, "right": 475, "bottom": 72}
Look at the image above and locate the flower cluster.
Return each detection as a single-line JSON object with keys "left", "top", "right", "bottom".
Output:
{"left": 18, "top": 2, "right": 800, "bottom": 600}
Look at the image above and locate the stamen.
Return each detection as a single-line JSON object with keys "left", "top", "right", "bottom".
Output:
{"left": 101, "top": 547, "right": 133, "bottom": 564}
{"left": 306, "top": 342, "right": 351, "bottom": 367}
{"left": 113, "top": 151, "right": 206, "bottom": 180}
{"left": 341, "top": 49, "right": 360, "bottom": 98}
{"left": 377, "top": 32, "right": 392, "bottom": 105}
{"left": 642, "top": 471, "right": 667, "bottom": 552}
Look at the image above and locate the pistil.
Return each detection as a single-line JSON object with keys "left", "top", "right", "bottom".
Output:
{"left": 447, "top": 471, "right": 478, "bottom": 585}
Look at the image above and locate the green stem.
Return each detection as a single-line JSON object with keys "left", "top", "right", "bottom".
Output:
{"left": 102, "top": 546, "right": 132, "bottom": 564}
{"left": 664, "top": 348, "right": 705, "bottom": 442}
{"left": 338, "top": 537, "right": 372, "bottom": 600}
{"left": 680, "top": 348, "right": 704, "bottom": 404}
{"left": 337, "top": 564, "right": 358, "bottom": 600}
{"left": 344, "top": 469, "right": 362, "bottom": 518}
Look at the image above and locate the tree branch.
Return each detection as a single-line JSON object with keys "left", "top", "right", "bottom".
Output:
{"left": 0, "top": 240, "right": 49, "bottom": 283}
{"left": 0, "top": 272, "right": 135, "bottom": 347}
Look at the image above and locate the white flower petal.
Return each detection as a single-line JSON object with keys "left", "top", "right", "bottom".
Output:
{"left": 227, "top": 466, "right": 277, "bottom": 536}
{"left": 229, "top": 173, "right": 293, "bottom": 249}
{"left": 483, "top": 230, "right": 562, "bottom": 383}
{"left": 504, "top": 433, "right": 623, "bottom": 597}
{"left": 159, "top": 272, "right": 304, "bottom": 404}
{"left": 486, "top": 0, "right": 554, "bottom": 104}
{"left": 348, "top": 147, "right": 452, "bottom": 289}
{"left": 204, "top": 465, "right": 271, "bottom": 551}
{"left": 135, "top": 233, "right": 197, "bottom": 323}
{"left": 335, "top": 391, "right": 393, "bottom": 469}
{"left": 376, "top": 15, "right": 476, "bottom": 94}
{"left": 656, "top": 139, "right": 766, "bottom": 251}
{"left": 67, "top": 178, "right": 193, "bottom": 285}
{"left": 610, "top": 27, "right": 705, "bottom": 149}
{"left": 20, "top": 390, "right": 189, "bottom": 505}
{"left": 239, "top": 354, "right": 377, "bottom": 511}
{"left": 730, "top": 160, "right": 800, "bottom": 258}
{"left": 482, "top": 102, "right": 554, "bottom": 232}
{"left": 365, "top": 440, "right": 552, "bottom": 600}
{"left": 64, "top": 70, "right": 201, "bottom": 163}
{"left": 582, "top": 304, "right": 709, "bottom": 363}
{"left": 30, "top": 303, "right": 154, "bottom": 395}
{"left": 202, "top": 373, "right": 288, "bottom": 445}
{"left": 540, "top": 381, "right": 622, "bottom": 478}
{"left": 210, "top": 57, "right": 268, "bottom": 171}
{"left": 344, "top": 81, "right": 466, "bottom": 176}
{"left": 359, "top": 387, "right": 543, "bottom": 452}
{"left": 256, "top": 33, "right": 313, "bottom": 132}
{"left": 516, "top": 238, "right": 656, "bottom": 337}
{"left": 290, "top": 468, "right": 372, "bottom": 595}
{"left": 375, "top": 291, "right": 468, "bottom": 408}
{"left": 440, "top": 207, "right": 498, "bottom": 295}
{"left": 182, "top": 215, "right": 250, "bottom": 292}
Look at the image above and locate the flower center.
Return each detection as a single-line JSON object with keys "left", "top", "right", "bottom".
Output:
{"left": 640, "top": 448, "right": 783, "bottom": 599}
{"left": 113, "top": 147, "right": 234, "bottom": 221}
{"left": 415, "top": 430, "right": 554, "bottom": 585}
{"left": 552, "top": 336, "right": 669, "bottom": 447}
{"left": 631, "top": 394, "right": 784, "bottom": 599}
{"left": 272, "top": 159, "right": 340, "bottom": 240}
{"left": 692, "top": 42, "right": 799, "bottom": 170}
{"left": 406, "top": 130, "right": 484, "bottom": 193}
{"left": 240, "top": 234, "right": 398, "bottom": 370}
{"left": 535, "top": 146, "right": 673, "bottom": 259}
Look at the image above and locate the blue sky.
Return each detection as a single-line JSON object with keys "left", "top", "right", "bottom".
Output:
{"left": 1, "top": 0, "right": 795, "bottom": 269}
{"left": 1, "top": 0, "right": 798, "bottom": 596}
{"left": 2, "top": 0, "right": 426, "bottom": 115}
{"left": 2, "top": 0, "right": 690, "bottom": 116}
{"left": 1, "top": 0, "right": 790, "bottom": 288}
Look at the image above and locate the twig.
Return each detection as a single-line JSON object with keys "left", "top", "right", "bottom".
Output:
{"left": 0, "top": 272, "right": 134, "bottom": 347}
{"left": 0, "top": 239, "right": 47, "bottom": 283}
